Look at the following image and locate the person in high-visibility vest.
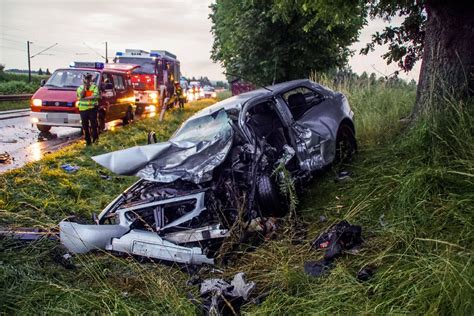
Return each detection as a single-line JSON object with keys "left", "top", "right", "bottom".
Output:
{"left": 175, "top": 81, "right": 184, "bottom": 109}
{"left": 76, "top": 73, "right": 100, "bottom": 145}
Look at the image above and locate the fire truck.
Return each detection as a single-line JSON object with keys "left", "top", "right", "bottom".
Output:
{"left": 115, "top": 49, "right": 180, "bottom": 114}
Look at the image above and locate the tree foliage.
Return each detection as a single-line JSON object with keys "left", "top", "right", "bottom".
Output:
{"left": 361, "top": 0, "right": 426, "bottom": 72}
{"left": 210, "top": 0, "right": 365, "bottom": 85}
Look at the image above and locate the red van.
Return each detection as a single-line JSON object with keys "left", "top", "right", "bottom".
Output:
{"left": 30, "top": 62, "right": 137, "bottom": 132}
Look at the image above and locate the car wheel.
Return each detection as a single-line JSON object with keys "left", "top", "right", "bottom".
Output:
{"left": 335, "top": 123, "right": 357, "bottom": 164}
{"left": 122, "top": 107, "right": 134, "bottom": 125}
{"left": 257, "top": 174, "right": 287, "bottom": 217}
{"left": 37, "top": 124, "right": 51, "bottom": 133}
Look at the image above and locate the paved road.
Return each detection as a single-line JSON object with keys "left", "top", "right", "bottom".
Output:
{"left": 0, "top": 109, "right": 156, "bottom": 173}
{"left": 0, "top": 111, "right": 82, "bottom": 173}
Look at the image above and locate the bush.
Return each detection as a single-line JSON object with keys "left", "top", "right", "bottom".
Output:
{"left": 0, "top": 80, "right": 38, "bottom": 94}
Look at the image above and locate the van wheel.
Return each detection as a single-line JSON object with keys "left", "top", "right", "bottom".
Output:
{"left": 37, "top": 124, "right": 51, "bottom": 133}
{"left": 122, "top": 107, "right": 134, "bottom": 125}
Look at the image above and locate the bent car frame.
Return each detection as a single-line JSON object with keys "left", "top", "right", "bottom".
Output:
{"left": 60, "top": 79, "right": 357, "bottom": 265}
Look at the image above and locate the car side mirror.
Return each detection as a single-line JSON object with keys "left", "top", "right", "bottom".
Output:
{"left": 40, "top": 79, "right": 46, "bottom": 87}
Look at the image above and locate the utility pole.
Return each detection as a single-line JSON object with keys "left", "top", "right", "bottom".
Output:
{"left": 105, "top": 41, "right": 108, "bottom": 63}
{"left": 27, "top": 41, "right": 32, "bottom": 82}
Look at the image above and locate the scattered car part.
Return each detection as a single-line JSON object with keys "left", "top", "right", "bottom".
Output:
{"left": 61, "top": 164, "right": 80, "bottom": 173}
{"left": 357, "top": 265, "right": 376, "bottom": 282}
{"left": 304, "top": 259, "right": 334, "bottom": 277}
{"left": 335, "top": 170, "right": 352, "bottom": 182}
{"left": 305, "top": 220, "right": 363, "bottom": 277}
{"left": 198, "top": 272, "right": 256, "bottom": 315}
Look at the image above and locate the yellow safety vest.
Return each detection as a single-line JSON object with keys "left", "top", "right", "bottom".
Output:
{"left": 76, "top": 84, "right": 99, "bottom": 111}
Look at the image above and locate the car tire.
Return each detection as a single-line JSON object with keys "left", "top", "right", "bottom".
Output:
{"left": 257, "top": 174, "right": 287, "bottom": 217}
{"left": 335, "top": 123, "right": 357, "bottom": 164}
{"left": 37, "top": 124, "right": 51, "bottom": 133}
{"left": 122, "top": 107, "right": 134, "bottom": 125}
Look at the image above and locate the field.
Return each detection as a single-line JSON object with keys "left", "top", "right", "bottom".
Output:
{"left": 0, "top": 83, "right": 472, "bottom": 314}
{"left": 0, "top": 72, "right": 47, "bottom": 95}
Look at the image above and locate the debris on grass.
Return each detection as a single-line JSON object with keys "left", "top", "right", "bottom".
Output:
{"left": 304, "top": 259, "right": 334, "bottom": 277}
{"left": 305, "top": 220, "right": 363, "bottom": 277}
{"left": 335, "top": 170, "right": 352, "bottom": 182}
{"left": 195, "top": 272, "right": 256, "bottom": 315}
{"left": 60, "top": 163, "right": 80, "bottom": 173}
{"left": 357, "top": 266, "right": 376, "bottom": 282}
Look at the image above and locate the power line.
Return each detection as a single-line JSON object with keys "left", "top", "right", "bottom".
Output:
{"left": 83, "top": 42, "right": 105, "bottom": 59}
{"left": 31, "top": 43, "right": 58, "bottom": 58}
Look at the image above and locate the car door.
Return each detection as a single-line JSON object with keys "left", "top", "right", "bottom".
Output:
{"left": 112, "top": 74, "right": 127, "bottom": 118}
{"left": 276, "top": 86, "right": 332, "bottom": 172}
{"left": 100, "top": 73, "right": 116, "bottom": 122}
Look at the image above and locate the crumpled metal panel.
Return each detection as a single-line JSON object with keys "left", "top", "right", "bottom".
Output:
{"left": 108, "top": 230, "right": 214, "bottom": 265}
{"left": 92, "top": 110, "right": 233, "bottom": 184}
{"left": 59, "top": 221, "right": 129, "bottom": 254}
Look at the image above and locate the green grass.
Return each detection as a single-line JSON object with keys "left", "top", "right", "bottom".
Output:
{"left": 0, "top": 100, "right": 30, "bottom": 111}
{"left": 216, "top": 90, "right": 232, "bottom": 101}
{"left": 0, "top": 72, "right": 48, "bottom": 95}
{"left": 1, "top": 83, "right": 473, "bottom": 314}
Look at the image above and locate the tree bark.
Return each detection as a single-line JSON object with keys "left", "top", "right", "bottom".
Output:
{"left": 413, "top": 1, "right": 474, "bottom": 117}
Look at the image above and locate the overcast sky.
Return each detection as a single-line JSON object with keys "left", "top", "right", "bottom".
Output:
{"left": 0, "top": 0, "right": 420, "bottom": 82}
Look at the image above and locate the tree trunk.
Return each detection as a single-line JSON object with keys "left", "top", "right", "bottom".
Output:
{"left": 413, "top": 1, "right": 474, "bottom": 117}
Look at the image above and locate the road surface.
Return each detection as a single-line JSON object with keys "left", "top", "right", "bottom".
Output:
{"left": 0, "top": 110, "right": 82, "bottom": 173}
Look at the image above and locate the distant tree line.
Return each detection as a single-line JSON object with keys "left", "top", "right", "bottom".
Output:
{"left": 5, "top": 68, "right": 51, "bottom": 75}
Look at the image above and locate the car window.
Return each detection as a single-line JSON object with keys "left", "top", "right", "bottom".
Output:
{"left": 282, "top": 86, "right": 324, "bottom": 119}
{"left": 112, "top": 74, "right": 125, "bottom": 90}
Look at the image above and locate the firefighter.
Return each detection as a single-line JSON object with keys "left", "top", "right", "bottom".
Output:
{"left": 76, "top": 73, "right": 100, "bottom": 145}
{"left": 175, "top": 81, "right": 184, "bottom": 109}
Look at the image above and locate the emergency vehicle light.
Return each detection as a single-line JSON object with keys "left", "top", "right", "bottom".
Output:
{"left": 116, "top": 52, "right": 123, "bottom": 56}
{"left": 70, "top": 62, "right": 105, "bottom": 69}
{"left": 150, "top": 52, "right": 160, "bottom": 57}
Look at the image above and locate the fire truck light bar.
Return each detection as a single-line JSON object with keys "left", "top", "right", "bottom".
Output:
{"left": 70, "top": 62, "right": 105, "bottom": 69}
{"left": 116, "top": 52, "right": 123, "bottom": 56}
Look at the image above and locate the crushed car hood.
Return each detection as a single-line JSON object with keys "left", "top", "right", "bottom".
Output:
{"left": 93, "top": 109, "right": 233, "bottom": 184}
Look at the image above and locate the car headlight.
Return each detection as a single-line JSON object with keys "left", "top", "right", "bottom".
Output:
{"left": 149, "top": 92, "right": 158, "bottom": 99}
{"left": 211, "top": 92, "right": 217, "bottom": 98}
{"left": 32, "top": 99, "right": 42, "bottom": 106}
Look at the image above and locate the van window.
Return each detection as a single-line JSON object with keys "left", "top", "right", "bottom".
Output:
{"left": 112, "top": 74, "right": 125, "bottom": 90}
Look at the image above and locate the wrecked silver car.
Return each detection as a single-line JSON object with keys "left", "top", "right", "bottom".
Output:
{"left": 60, "top": 79, "right": 357, "bottom": 265}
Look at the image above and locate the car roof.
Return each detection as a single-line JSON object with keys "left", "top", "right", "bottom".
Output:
{"left": 192, "top": 79, "right": 333, "bottom": 120}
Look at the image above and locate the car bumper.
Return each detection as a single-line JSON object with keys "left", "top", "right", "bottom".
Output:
{"left": 30, "top": 112, "right": 82, "bottom": 127}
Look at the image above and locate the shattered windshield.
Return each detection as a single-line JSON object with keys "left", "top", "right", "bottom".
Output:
{"left": 172, "top": 109, "right": 230, "bottom": 143}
